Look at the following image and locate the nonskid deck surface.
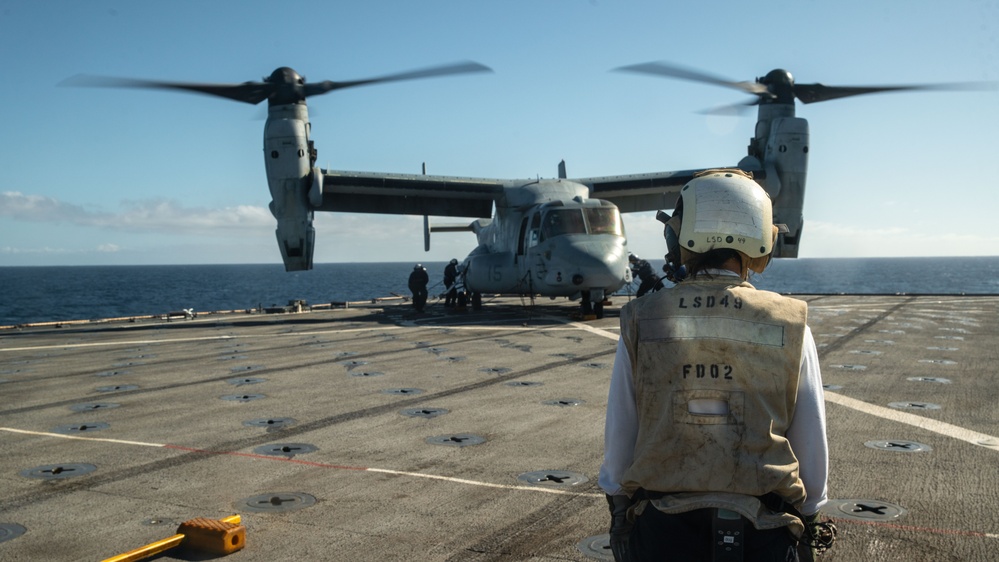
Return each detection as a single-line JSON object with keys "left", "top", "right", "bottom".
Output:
{"left": 0, "top": 295, "right": 997, "bottom": 561}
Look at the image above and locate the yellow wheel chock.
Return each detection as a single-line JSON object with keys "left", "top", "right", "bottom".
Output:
{"left": 102, "top": 514, "right": 245, "bottom": 561}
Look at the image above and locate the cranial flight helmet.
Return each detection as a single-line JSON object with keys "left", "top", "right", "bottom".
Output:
{"left": 657, "top": 169, "right": 783, "bottom": 278}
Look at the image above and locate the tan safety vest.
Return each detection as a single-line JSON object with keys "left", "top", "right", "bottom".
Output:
{"left": 619, "top": 276, "right": 808, "bottom": 510}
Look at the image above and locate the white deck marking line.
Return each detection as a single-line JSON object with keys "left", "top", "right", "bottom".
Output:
{"left": 288, "top": 326, "right": 403, "bottom": 336}
{"left": 823, "top": 392, "right": 999, "bottom": 451}
{"left": 0, "top": 427, "right": 601, "bottom": 498}
{"left": 530, "top": 313, "right": 620, "bottom": 341}
{"left": 564, "top": 321, "right": 621, "bottom": 341}
{"left": 0, "top": 335, "right": 236, "bottom": 352}
{"left": 366, "top": 468, "right": 602, "bottom": 497}
{"left": 0, "top": 326, "right": 403, "bottom": 353}
{"left": 0, "top": 427, "right": 165, "bottom": 447}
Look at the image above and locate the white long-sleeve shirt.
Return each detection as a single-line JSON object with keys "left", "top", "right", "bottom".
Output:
{"left": 597, "top": 290, "right": 829, "bottom": 516}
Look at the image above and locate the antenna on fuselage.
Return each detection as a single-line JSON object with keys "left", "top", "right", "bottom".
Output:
{"left": 558, "top": 160, "right": 567, "bottom": 179}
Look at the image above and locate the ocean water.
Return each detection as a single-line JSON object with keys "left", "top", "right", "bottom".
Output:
{"left": 1, "top": 257, "right": 997, "bottom": 326}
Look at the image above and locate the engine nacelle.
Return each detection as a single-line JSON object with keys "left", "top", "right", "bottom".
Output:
{"left": 264, "top": 105, "right": 312, "bottom": 183}
{"left": 264, "top": 104, "right": 317, "bottom": 271}
{"left": 763, "top": 116, "right": 809, "bottom": 258}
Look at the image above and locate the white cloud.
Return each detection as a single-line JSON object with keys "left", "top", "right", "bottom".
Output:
{"left": 0, "top": 245, "right": 117, "bottom": 256}
{"left": 1, "top": 191, "right": 102, "bottom": 223}
{"left": 1, "top": 191, "right": 271, "bottom": 234}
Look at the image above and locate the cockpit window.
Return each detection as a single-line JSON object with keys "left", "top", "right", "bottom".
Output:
{"left": 541, "top": 209, "right": 586, "bottom": 240}
{"left": 540, "top": 206, "right": 624, "bottom": 240}
{"left": 585, "top": 207, "right": 623, "bottom": 236}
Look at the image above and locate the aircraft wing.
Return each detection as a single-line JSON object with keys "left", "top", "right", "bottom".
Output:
{"left": 577, "top": 168, "right": 723, "bottom": 213}
{"left": 317, "top": 170, "right": 506, "bottom": 218}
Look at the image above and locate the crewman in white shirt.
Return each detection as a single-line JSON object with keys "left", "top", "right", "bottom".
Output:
{"left": 599, "top": 169, "right": 835, "bottom": 561}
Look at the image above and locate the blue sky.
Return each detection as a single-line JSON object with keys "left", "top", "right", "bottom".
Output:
{"left": 1, "top": 0, "right": 997, "bottom": 266}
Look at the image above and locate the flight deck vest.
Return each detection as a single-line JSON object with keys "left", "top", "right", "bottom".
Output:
{"left": 619, "top": 276, "right": 808, "bottom": 509}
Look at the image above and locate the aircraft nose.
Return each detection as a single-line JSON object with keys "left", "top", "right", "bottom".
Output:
{"left": 545, "top": 237, "right": 628, "bottom": 288}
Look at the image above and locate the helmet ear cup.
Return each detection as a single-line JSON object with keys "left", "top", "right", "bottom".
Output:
{"left": 664, "top": 215, "right": 682, "bottom": 266}
{"left": 744, "top": 225, "right": 780, "bottom": 274}
{"left": 657, "top": 206, "right": 686, "bottom": 281}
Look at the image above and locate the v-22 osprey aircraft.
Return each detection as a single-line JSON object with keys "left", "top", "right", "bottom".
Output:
{"left": 68, "top": 61, "right": 980, "bottom": 317}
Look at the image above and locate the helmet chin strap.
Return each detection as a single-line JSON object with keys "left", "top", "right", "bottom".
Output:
{"left": 662, "top": 214, "right": 684, "bottom": 278}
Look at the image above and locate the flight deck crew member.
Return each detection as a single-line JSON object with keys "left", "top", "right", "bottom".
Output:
{"left": 599, "top": 170, "right": 834, "bottom": 561}
{"left": 628, "top": 253, "right": 665, "bottom": 296}
{"left": 443, "top": 259, "right": 459, "bottom": 307}
{"left": 408, "top": 264, "right": 429, "bottom": 312}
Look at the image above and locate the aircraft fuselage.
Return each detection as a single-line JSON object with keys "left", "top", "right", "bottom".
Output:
{"left": 461, "top": 179, "right": 631, "bottom": 306}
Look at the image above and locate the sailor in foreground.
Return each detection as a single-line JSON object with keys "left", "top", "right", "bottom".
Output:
{"left": 599, "top": 170, "right": 835, "bottom": 561}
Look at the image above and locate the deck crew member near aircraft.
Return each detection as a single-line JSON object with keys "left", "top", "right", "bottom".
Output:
{"left": 443, "top": 258, "right": 460, "bottom": 308}
{"left": 599, "top": 170, "right": 833, "bottom": 561}
{"left": 408, "top": 264, "right": 429, "bottom": 313}
{"left": 628, "top": 253, "right": 664, "bottom": 296}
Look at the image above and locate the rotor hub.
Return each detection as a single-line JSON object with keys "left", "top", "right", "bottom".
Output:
{"left": 759, "top": 69, "right": 796, "bottom": 104}
{"left": 266, "top": 67, "right": 305, "bottom": 86}
{"left": 264, "top": 67, "right": 307, "bottom": 105}
{"left": 760, "top": 69, "right": 794, "bottom": 87}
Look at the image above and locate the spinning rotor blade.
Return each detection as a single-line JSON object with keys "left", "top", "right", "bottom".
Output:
{"left": 60, "top": 75, "right": 274, "bottom": 104}
{"left": 793, "top": 82, "right": 997, "bottom": 104}
{"left": 615, "top": 60, "right": 996, "bottom": 108}
{"left": 614, "top": 61, "right": 772, "bottom": 97}
{"left": 304, "top": 61, "right": 492, "bottom": 97}
{"left": 62, "top": 60, "right": 493, "bottom": 106}
{"left": 696, "top": 98, "right": 760, "bottom": 116}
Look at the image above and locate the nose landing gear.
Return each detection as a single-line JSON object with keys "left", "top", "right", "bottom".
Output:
{"left": 579, "top": 290, "right": 604, "bottom": 320}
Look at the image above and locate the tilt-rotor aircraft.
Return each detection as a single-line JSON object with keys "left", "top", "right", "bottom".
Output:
{"left": 66, "top": 62, "right": 984, "bottom": 317}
